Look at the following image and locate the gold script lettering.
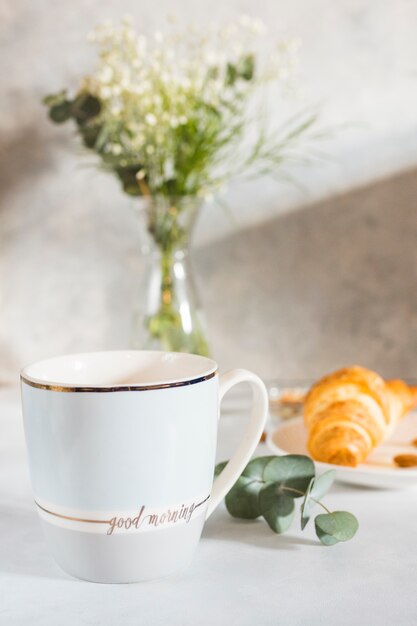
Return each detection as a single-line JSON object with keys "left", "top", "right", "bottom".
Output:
{"left": 106, "top": 496, "right": 209, "bottom": 535}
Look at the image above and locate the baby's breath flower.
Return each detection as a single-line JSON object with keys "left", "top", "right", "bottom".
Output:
{"left": 232, "top": 43, "right": 244, "bottom": 56}
{"left": 45, "top": 16, "right": 314, "bottom": 201}
{"left": 110, "top": 102, "right": 122, "bottom": 115}
{"left": 145, "top": 113, "right": 157, "bottom": 126}
{"left": 251, "top": 18, "right": 265, "bottom": 34}
{"left": 98, "top": 66, "right": 113, "bottom": 83}
{"left": 136, "top": 35, "right": 147, "bottom": 54}
{"left": 99, "top": 85, "right": 112, "bottom": 99}
{"left": 220, "top": 24, "right": 237, "bottom": 39}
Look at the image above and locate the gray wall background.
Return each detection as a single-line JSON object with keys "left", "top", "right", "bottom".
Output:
{"left": 1, "top": 1, "right": 417, "bottom": 382}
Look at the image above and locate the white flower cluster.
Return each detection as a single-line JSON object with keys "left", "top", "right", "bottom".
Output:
{"left": 80, "top": 15, "right": 300, "bottom": 195}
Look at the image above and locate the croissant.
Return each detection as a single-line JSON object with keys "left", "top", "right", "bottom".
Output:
{"left": 304, "top": 365, "right": 417, "bottom": 467}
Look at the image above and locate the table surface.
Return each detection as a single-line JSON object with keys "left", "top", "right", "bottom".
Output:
{"left": 1, "top": 386, "right": 416, "bottom": 626}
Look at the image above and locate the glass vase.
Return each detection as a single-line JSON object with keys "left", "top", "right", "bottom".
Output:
{"left": 131, "top": 196, "right": 210, "bottom": 356}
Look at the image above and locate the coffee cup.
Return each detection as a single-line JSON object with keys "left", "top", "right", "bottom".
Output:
{"left": 21, "top": 350, "right": 267, "bottom": 583}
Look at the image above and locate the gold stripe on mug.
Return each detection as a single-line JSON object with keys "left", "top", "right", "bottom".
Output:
{"left": 35, "top": 501, "right": 111, "bottom": 524}
{"left": 21, "top": 371, "right": 217, "bottom": 393}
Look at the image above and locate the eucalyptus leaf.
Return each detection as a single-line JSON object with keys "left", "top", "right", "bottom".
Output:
{"left": 72, "top": 93, "right": 101, "bottom": 121}
{"left": 214, "top": 461, "right": 228, "bottom": 478}
{"left": 259, "top": 483, "right": 295, "bottom": 533}
{"left": 300, "top": 477, "right": 315, "bottom": 530}
{"left": 242, "top": 456, "right": 276, "bottom": 480}
{"left": 314, "top": 511, "right": 359, "bottom": 546}
{"left": 225, "top": 475, "right": 262, "bottom": 519}
{"left": 301, "top": 470, "right": 336, "bottom": 530}
{"left": 49, "top": 102, "right": 72, "bottom": 123}
{"left": 263, "top": 455, "right": 315, "bottom": 496}
{"left": 214, "top": 456, "right": 358, "bottom": 546}
{"left": 311, "top": 470, "right": 336, "bottom": 500}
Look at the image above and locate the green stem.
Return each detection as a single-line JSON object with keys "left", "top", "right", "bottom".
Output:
{"left": 143, "top": 198, "right": 210, "bottom": 356}
{"left": 280, "top": 486, "right": 305, "bottom": 497}
{"left": 281, "top": 486, "right": 332, "bottom": 514}
{"left": 310, "top": 498, "right": 332, "bottom": 515}
{"left": 160, "top": 247, "right": 175, "bottom": 311}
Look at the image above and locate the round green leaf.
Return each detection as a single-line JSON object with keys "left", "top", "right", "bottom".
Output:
{"left": 49, "top": 102, "right": 72, "bottom": 123}
{"left": 263, "top": 455, "right": 315, "bottom": 497}
{"left": 315, "top": 511, "right": 359, "bottom": 546}
{"left": 311, "top": 470, "right": 336, "bottom": 500}
{"left": 242, "top": 456, "right": 276, "bottom": 480}
{"left": 259, "top": 483, "right": 295, "bottom": 533}
{"left": 72, "top": 93, "right": 101, "bottom": 121}
{"left": 225, "top": 475, "right": 263, "bottom": 519}
{"left": 301, "top": 470, "right": 336, "bottom": 530}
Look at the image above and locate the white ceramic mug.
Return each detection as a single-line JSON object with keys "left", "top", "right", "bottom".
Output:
{"left": 21, "top": 350, "right": 268, "bottom": 583}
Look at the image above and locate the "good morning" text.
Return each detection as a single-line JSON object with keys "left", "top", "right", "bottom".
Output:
{"left": 107, "top": 495, "right": 209, "bottom": 535}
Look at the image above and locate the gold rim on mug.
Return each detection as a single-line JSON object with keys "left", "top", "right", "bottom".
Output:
{"left": 20, "top": 370, "right": 218, "bottom": 393}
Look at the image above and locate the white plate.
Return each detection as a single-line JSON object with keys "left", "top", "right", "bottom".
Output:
{"left": 267, "top": 412, "right": 417, "bottom": 489}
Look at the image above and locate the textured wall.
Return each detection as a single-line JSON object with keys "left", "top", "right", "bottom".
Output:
{"left": 199, "top": 168, "right": 417, "bottom": 380}
{"left": 1, "top": 1, "right": 417, "bottom": 381}
{"left": 2, "top": 168, "right": 417, "bottom": 382}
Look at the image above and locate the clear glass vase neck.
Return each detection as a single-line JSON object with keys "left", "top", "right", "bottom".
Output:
{"left": 132, "top": 194, "right": 210, "bottom": 357}
{"left": 141, "top": 195, "right": 200, "bottom": 254}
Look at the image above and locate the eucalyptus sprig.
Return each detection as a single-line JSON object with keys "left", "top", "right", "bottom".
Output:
{"left": 215, "top": 455, "right": 358, "bottom": 546}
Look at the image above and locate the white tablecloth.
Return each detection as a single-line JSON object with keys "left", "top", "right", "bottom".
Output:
{"left": 1, "top": 387, "right": 416, "bottom": 625}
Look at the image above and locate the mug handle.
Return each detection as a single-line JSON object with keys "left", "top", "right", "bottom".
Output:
{"left": 206, "top": 369, "right": 268, "bottom": 519}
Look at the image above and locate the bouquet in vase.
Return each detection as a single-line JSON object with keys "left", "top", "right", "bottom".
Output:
{"left": 44, "top": 16, "right": 319, "bottom": 355}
